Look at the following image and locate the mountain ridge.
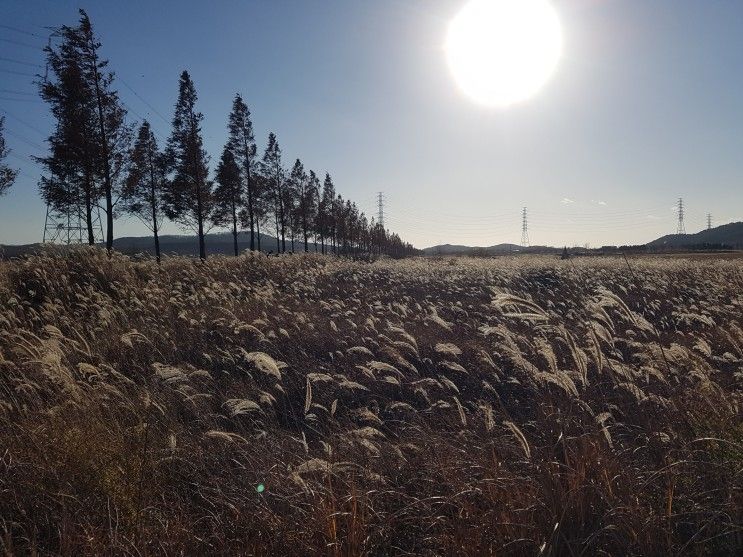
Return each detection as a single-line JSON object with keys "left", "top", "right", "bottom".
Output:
{"left": 2, "top": 222, "right": 741, "bottom": 260}
{"left": 423, "top": 222, "right": 743, "bottom": 254}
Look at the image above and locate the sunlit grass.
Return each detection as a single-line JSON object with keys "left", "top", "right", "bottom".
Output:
{"left": 0, "top": 248, "right": 741, "bottom": 554}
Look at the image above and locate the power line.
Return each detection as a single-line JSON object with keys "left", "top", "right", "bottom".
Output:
{"left": 3, "top": 128, "right": 45, "bottom": 151}
{"left": 0, "top": 56, "right": 43, "bottom": 68}
{"left": 0, "top": 37, "right": 41, "bottom": 50}
{"left": 0, "top": 68, "right": 37, "bottom": 78}
{"left": 521, "top": 207, "right": 529, "bottom": 247}
{"left": 118, "top": 77, "right": 170, "bottom": 126}
{"left": 0, "top": 107, "right": 47, "bottom": 137}
{"left": 7, "top": 151, "right": 37, "bottom": 165}
{"left": 0, "top": 24, "right": 45, "bottom": 38}
{"left": 0, "top": 96, "right": 42, "bottom": 103}
{"left": 0, "top": 88, "right": 36, "bottom": 96}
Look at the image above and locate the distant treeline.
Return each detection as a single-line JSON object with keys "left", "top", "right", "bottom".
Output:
{"left": 1, "top": 10, "right": 417, "bottom": 261}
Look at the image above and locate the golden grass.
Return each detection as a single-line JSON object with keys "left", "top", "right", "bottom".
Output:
{"left": 0, "top": 247, "right": 741, "bottom": 555}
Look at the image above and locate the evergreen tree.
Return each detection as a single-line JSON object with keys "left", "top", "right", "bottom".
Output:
{"left": 74, "top": 10, "right": 130, "bottom": 253}
{"left": 122, "top": 121, "right": 167, "bottom": 263}
{"left": 0, "top": 117, "right": 18, "bottom": 197}
{"left": 38, "top": 29, "right": 101, "bottom": 245}
{"left": 226, "top": 94, "right": 257, "bottom": 250}
{"left": 287, "top": 159, "right": 306, "bottom": 252}
{"left": 165, "top": 70, "right": 212, "bottom": 260}
{"left": 332, "top": 192, "right": 344, "bottom": 254}
{"left": 318, "top": 173, "right": 335, "bottom": 254}
{"left": 303, "top": 170, "right": 320, "bottom": 252}
{"left": 260, "top": 133, "right": 286, "bottom": 252}
{"left": 37, "top": 10, "right": 129, "bottom": 249}
{"left": 213, "top": 145, "right": 242, "bottom": 256}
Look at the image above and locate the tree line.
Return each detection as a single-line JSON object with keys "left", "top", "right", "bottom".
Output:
{"left": 33, "top": 10, "right": 417, "bottom": 261}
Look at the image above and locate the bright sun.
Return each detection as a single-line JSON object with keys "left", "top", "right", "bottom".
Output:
{"left": 446, "top": 0, "right": 563, "bottom": 107}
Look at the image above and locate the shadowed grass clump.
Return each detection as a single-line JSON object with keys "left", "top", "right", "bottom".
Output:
{"left": 1, "top": 247, "right": 741, "bottom": 555}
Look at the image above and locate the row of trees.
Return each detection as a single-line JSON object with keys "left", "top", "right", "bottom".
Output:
{"left": 37, "top": 10, "right": 417, "bottom": 261}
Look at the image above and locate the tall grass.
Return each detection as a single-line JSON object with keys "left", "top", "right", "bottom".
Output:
{"left": 0, "top": 247, "right": 741, "bottom": 555}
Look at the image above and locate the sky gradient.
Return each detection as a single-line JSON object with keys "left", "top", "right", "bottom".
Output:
{"left": 1, "top": 0, "right": 741, "bottom": 248}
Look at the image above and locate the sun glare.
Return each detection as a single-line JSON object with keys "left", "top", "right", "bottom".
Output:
{"left": 445, "top": 0, "right": 563, "bottom": 107}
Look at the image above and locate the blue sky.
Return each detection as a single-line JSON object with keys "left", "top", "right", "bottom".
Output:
{"left": 1, "top": 0, "right": 741, "bottom": 247}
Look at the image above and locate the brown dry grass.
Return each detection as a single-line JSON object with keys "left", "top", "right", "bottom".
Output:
{"left": 1, "top": 248, "right": 742, "bottom": 555}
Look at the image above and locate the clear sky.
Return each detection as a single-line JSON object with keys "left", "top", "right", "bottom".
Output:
{"left": 0, "top": 0, "right": 741, "bottom": 248}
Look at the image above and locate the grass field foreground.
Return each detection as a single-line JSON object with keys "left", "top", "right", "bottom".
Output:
{"left": 1, "top": 249, "right": 741, "bottom": 555}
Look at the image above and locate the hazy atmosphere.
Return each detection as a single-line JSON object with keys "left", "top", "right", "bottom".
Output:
{"left": 1, "top": 0, "right": 741, "bottom": 248}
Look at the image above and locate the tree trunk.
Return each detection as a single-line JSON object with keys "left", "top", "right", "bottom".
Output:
{"left": 195, "top": 162, "right": 206, "bottom": 260}
{"left": 244, "top": 140, "right": 255, "bottom": 251}
{"left": 257, "top": 219, "right": 262, "bottom": 251}
{"left": 274, "top": 213, "right": 280, "bottom": 253}
{"left": 84, "top": 185, "right": 94, "bottom": 245}
{"left": 276, "top": 165, "right": 286, "bottom": 253}
{"left": 153, "top": 222, "right": 161, "bottom": 264}
{"left": 189, "top": 114, "right": 206, "bottom": 260}
{"left": 81, "top": 169, "right": 95, "bottom": 246}
{"left": 232, "top": 200, "right": 239, "bottom": 257}
{"left": 196, "top": 192, "right": 206, "bottom": 260}
{"left": 149, "top": 156, "right": 161, "bottom": 264}
{"left": 303, "top": 216, "right": 309, "bottom": 252}
{"left": 87, "top": 40, "right": 115, "bottom": 255}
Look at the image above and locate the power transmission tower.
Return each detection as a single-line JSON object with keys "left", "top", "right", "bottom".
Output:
{"left": 42, "top": 176, "right": 104, "bottom": 245}
{"left": 43, "top": 202, "right": 104, "bottom": 245}
{"left": 706, "top": 213, "right": 712, "bottom": 230}
{"left": 676, "top": 198, "right": 686, "bottom": 235}
{"left": 520, "top": 207, "right": 529, "bottom": 247}
{"left": 377, "top": 192, "right": 384, "bottom": 228}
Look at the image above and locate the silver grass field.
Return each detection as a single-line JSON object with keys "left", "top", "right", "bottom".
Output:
{"left": 0, "top": 249, "right": 741, "bottom": 555}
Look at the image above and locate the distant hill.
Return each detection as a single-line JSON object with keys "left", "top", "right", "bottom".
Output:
{"left": 1, "top": 232, "right": 323, "bottom": 260}
{"left": 4, "top": 221, "right": 741, "bottom": 260}
{"left": 422, "top": 243, "right": 558, "bottom": 255}
{"left": 647, "top": 222, "right": 743, "bottom": 250}
{"left": 112, "top": 232, "right": 320, "bottom": 256}
{"left": 421, "top": 222, "right": 743, "bottom": 256}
